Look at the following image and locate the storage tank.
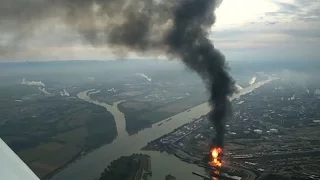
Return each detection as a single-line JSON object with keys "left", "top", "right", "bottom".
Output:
{"left": 269, "top": 129, "right": 278, "bottom": 134}
{"left": 254, "top": 129, "right": 262, "bottom": 134}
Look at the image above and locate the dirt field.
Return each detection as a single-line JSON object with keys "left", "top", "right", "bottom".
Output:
{"left": 38, "top": 142, "right": 64, "bottom": 151}
{"left": 29, "top": 144, "right": 82, "bottom": 178}
{"left": 19, "top": 147, "right": 51, "bottom": 163}
{"left": 30, "top": 162, "right": 57, "bottom": 178}
{"left": 19, "top": 128, "right": 89, "bottom": 178}
{"left": 18, "top": 142, "right": 64, "bottom": 163}
{"left": 52, "top": 127, "right": 88, "bottom": 146}
{"left": 36, "top": 145, "right": 81, "bottom": 167}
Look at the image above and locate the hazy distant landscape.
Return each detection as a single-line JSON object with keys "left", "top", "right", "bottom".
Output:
{"left": 1, "top": 0, "right": 320, "bottom": 179}
{"left": 1, "top": 60, "right": 320, "bottom": 179}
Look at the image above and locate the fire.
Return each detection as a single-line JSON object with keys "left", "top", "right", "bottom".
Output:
{"left": 212, "top": 170, "right": 220, "bottom": 180}
{"left": 210, "top": 147, "right": 223, "bottom": 167}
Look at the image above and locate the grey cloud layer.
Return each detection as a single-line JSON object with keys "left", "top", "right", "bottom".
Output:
{"left": 267, "top": 0, "right": 320, "bottom": 22}
{"left": 1, "top": 0, "right": 319, "bottom": 62}
{"left": 0, "top": 0, "right": 174, "bottom": 55}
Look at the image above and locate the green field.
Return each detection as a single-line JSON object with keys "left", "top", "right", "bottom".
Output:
{"left": 0, "top": 85, "right": 118, "bottom": 178}
{"left": 118, "top": 92, "right": 207, "bottom": 134}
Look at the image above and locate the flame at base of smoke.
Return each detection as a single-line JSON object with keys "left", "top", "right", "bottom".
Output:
{"left": 210, "top": 147, "right": 223, "bottom": 167}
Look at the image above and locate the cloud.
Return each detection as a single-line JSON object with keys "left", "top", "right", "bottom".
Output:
{"left": 265, "top": 0, "right": 320, "bottom": 22}
{"left": 214, "top": 0, "right": 279, "bottom": 29}
{"left": 0, "top": 0, "right": 320, "bottom": 62}
{"left": 277, "top": 69, "right": 310, "bottom": 84}
{"left": 210, "top": 16, "right": 320, "bottom": 61}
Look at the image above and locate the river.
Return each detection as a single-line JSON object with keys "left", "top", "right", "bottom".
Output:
{"left": 50, "top": 78, "right": 275, "bottom": 180}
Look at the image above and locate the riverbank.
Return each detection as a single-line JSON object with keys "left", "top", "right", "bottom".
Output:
{"left": 77, "top": 90, "right": 129, "bottom": 139}
{"left": 141, "top": 115, "right": 207, "bottom": 152}
{"left": 44, "top": 90, "right": 126, "bottom": 179}
{"left": 141, "top": 78, "right": 278, "bottom": 167}
{"left": 44, "top": 135, "right": 119, "bottom": 180}
{"left": 51, "top": 100, "right": 212, "bottom": 180}
{"left": 50, "top": 78, "right": 276, "bottom": 180}
{"left": 117, "top": 97, "right": 207, "bottom": 135}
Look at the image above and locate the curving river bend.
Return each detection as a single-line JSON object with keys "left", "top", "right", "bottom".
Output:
{"left": 51, "top": 78, "right": 275, "bottom": 180}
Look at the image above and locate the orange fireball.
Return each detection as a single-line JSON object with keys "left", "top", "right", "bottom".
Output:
{"left": 210, "top": 147, "right": 223, "bottom": 167}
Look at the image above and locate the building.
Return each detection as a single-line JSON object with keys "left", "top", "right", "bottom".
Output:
{"left": 269, "top": 129, "right": 279, "bottom": 134}
{"left": 254, "top": 129, "right": 263, "bottom": 134}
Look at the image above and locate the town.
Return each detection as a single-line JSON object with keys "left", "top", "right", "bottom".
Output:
{"left": 143, "top": 79, "right": 320, "bottom": 180}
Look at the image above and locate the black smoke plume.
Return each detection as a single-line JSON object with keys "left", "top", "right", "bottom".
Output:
{"left": 166, "top": 0, "right": 235, "bottom": 147}
{"left": 1, "top": 0, "right": 235, "bottom": 152}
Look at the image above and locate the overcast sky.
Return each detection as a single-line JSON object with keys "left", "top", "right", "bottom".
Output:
{"left": 214, "top": 0, "right": 320, "bottom": 62}
{"left": 0, "top": 0, "right": 319, "bottom": 62}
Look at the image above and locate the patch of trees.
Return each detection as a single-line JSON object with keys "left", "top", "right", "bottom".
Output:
{"left": 99, "top": 154, "right": 142, "bottom": 180}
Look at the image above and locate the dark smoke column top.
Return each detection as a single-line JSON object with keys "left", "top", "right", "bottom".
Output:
{"left": 166, "top": 0, "right": 235, "bottom": 147}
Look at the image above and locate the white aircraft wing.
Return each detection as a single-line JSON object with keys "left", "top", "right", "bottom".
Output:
{"left": 0, "top": 138, "right": 39, "bottom": 180}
